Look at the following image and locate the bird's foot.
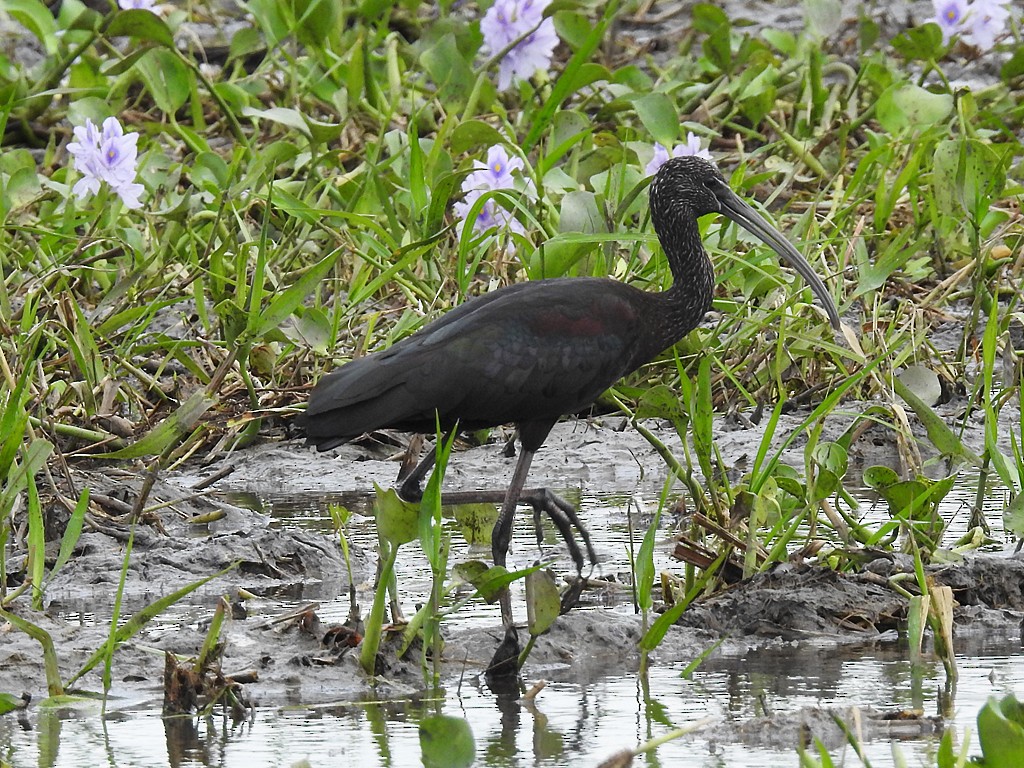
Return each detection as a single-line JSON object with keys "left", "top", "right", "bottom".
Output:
{"left": 520, "top": 488, "right": 598, "bottom": 574}
{"left": 484, "top": 625, "right": 521, "bottom": 692}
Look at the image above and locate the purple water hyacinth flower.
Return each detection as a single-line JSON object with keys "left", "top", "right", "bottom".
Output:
{"left": 453, "top": 145, "right": 535, "bottom": 251}
{"left": 931, "top": 0, "right": 969, "bottom": 42}
{"left": 67, "top": 117, "right": 145, "bottom": 209}
{"left": 119, "top": 0, "right": 157, "bottom": 10}
{"left": 963, "top": 0, "right": 1011, "bottom": 51}
{"left": 645, "top": 133, "right": 713, "bottom": 176}
{"left": 480, "top": 0, "right": 559, "bottom": 90}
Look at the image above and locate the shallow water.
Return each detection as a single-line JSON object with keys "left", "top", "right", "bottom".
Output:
{"left": 3, "top": 472, "right": 1022, "bottom": 768}
{"left": 1, "top": 629, "right": 1021, "bottom": 767}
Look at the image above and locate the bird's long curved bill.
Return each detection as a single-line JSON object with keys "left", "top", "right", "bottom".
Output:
{"left": 718, "top": 189, "right": 841, "bottom": 329}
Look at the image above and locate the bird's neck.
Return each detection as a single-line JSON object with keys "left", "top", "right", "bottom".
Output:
{"left": 656, "top": 213, "right": 715, "bottom": 343}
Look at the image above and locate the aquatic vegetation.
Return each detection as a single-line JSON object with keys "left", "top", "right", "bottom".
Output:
{"left": 0, "top": 0, "right": 1022, "bottom": 762}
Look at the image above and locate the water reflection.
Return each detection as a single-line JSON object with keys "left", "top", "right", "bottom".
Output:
{"left": 2, "top": 639, "right": 1023, "bottom": 767}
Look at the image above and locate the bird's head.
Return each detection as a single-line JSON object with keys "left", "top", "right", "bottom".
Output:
{"left": 649, "top": 155, "right": 729, "bottom": 222}
{"left": 649, "top": 155, "right": 841, "bottom": 329}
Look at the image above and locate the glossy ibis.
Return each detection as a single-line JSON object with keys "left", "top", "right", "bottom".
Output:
{"left": 297, "top": 155, "right": 841, "bottom": 671}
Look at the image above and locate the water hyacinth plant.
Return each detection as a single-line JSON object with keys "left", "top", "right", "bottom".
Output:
{"left": 480, "top": 0, "right": 559, "bottom": 90}
{"left": 66, "top": 116, "right": 144, "bottom": 209}
{"left": 0, "top": 0, "right": 1022, "bottom": 763}
{"left": 453, "top": 144, "right": 536, "bottom": 250}
{"left": 930, "top": 0, "right": 1013, "bottom": 50}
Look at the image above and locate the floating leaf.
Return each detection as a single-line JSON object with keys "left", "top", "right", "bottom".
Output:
{"left": 420, "top": 715, "right": 475, "bottom": 768}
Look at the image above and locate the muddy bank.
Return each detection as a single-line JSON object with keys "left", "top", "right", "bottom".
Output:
{"left": 2, "top": 432, "right": 1022, "bottom": 714}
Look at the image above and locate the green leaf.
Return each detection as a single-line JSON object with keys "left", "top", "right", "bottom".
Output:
{"left": 255, "top": 250, "right": 340, "bottom": 338}
{"left": 451, "top": 504, "right": 498, "bottom": 547}
{"left": 893, "top": 375, "right": 980, "bottom": 464}
{"left": 891, "top": 23, "right": 944, "bottom": 61}
{"left": 0, "top": 693, "right": 26, "bottom": 716}
{"left": 421, "top": 33, "right": 476, "bottom": 106}
{"left": 1004, "top": 494, "right": 1024, "bottom": 538}
{"left": 47, "top": 488, "right": 89, "bottom": 583}
{"left": 876, "top": 83, "right": 952, "bottom": 133}
{"left": 978, "top": 695, "right": 1024, "bottom": 768}
{"left": 933, "top": 138, "right": 1006, "bottom": 224}
{"left": 450, "top": 120, "right": 506, "bottom": 155}
{"left": 634, "top": 92, "right": 679, "bottom": 146}
{"left": 7, "top": 0, "right": 59, "bottom": 55}
{"left": 525, "top": 568, "right": 561, "bottom": 637}
{"left": 420, "top": 715, "right": 475, "bottom": 768}
{"left": 523, "top": 1, "right": 615, "bottom": 149}
{"left": 136, "top": 48, "right": 191, "bottom": 113}
{"left": 106, "top": 9, "right": 175, "bottom": 48}
{"left": 374, "top": 486, "right": 420, "bottom": 547}
{"left": 452, "top": 561, "right": 542, "bottom": 603}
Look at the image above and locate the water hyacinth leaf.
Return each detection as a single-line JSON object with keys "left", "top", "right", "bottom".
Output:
{"left": 876, "top": 83, "right": 952, "bottom": 133}
{"left": 452, "top": 561, "right": 541, "bottom": 603}
{"left": 3, "top": 165, "right": 41, "bottom": 211}
{"left": 96, "top": 390, "right": 215, "bottom": 459}
{"left": 241, "top": 106, "right": 313, "bottom": 139}
{"left": 136, "top": 48, "right": 191, "bottom": 114}
{"left": 1002, "top": 47, "right": 1024, "bottom": 81}
{"left": 525, "top": 568, "right": 560, "bottom": 637}
{"left": 978, "top": 695, "right": 1024, "bottom": 768}
{"left": 1004, "top": 494, "right": 1024, "bottom": 538}
{"left": 634, "top": 384, "right": 687, "bottom": 428}
{"left": 450, "top": 120, "right": 505, "bottom": 155}
{"left": 451, "top": 503, "right": 498, "bottom": 547}
{"left": 229, "top": 25, "right": 264, "bottom": 62}
{"left": 283, "top": 307, "right": 332, "bottom": 352}
{"left": 106, "top": 9, "right": 175, "bottom": 48}
{"left": 552, "top": 8, "right": 593, "bottom": 49}
{"left": 898, "top": 365, "right": 941, "bottom": 407}
{"left": 891, "top": 23, "right": 944, "bottom": 60}
{"left": 420, "top": 715, "right": 475, "bottom": 768}
{"left": 634, "top": 92, "right": 679, "bottom": 146}
{"left": 804, "top": 0, "right": 843, "bottom": 40}
{"left": 7, "top": 0, "right": 59, "bottom": 55}
{"left": 932, "top": 138, "right": 1005, "bottom": 223}
{"left": 374, "top": 486, "right": 420, "bottom": 547}
{"left": 692, "top": 3, "right": 731, "bottom": 71}
{"left": 421, "top": 33, "right": 476, "bottom": 106}
{"left": 812, "top": 442, "right": 848, "bottom": 482}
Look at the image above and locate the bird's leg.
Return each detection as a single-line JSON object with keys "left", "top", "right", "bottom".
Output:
{"left": 396, "top": 443, "right": 438, "bottom": 502}
{"left": 486, "top": 448, "right": 537, "bottom": 677}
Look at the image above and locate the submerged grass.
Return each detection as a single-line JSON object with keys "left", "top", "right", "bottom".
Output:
{"left": 0, "top": 0, "right": 1023, "bottom": 762}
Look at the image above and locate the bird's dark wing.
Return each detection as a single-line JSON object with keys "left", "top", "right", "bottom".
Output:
{"left": 297, "top": 278, "right": 649, "bottom": 447}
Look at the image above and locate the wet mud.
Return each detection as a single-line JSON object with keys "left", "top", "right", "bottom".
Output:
{"left": 3, "top": 408, "right": 1022, "bottom": 732}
